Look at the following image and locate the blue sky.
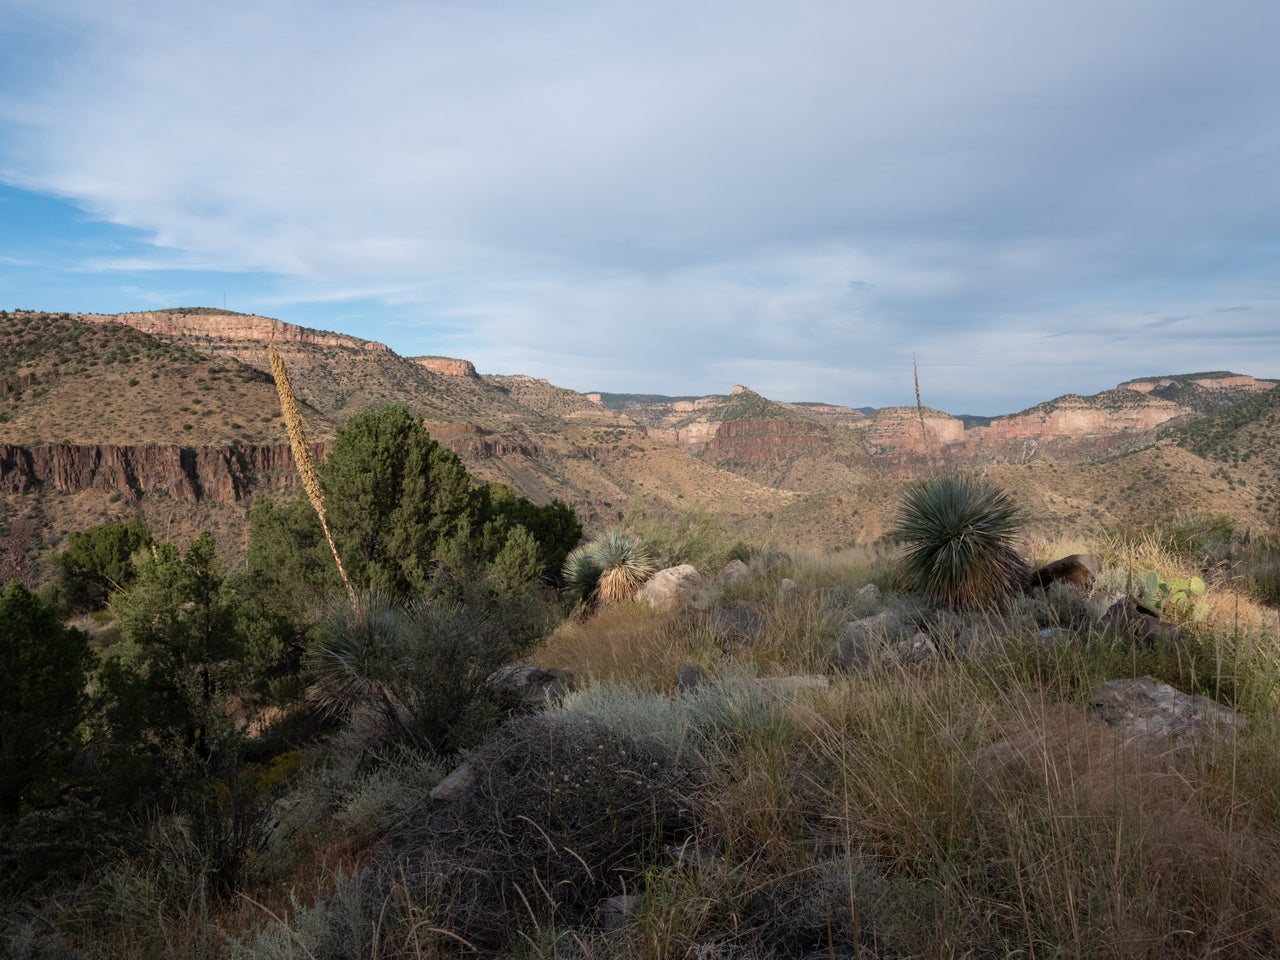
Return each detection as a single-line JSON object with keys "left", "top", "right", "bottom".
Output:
{"left": 1, "top": 0, "right": 1278, "bottom": 415}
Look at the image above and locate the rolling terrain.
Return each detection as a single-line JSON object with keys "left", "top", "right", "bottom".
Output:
{"left": 0, "top": 308, "right": 1276, "bottom": 575}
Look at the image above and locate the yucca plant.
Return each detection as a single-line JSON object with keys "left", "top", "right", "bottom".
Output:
{"left": 892, "top": 472, "right": 1027, "bottom": 610}
{"left": 561, "top": 530, "right": 655, "bottom": 608}
{"left": 307, "top": 593, "right": 413, "bottom": 738}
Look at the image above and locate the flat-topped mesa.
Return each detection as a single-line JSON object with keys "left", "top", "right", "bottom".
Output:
{"left": 409, "top": 356, "right": 479, "bottom": 378}
{"left": 1118, "top": 375, "right": 1275, "bottom": 393}
{"left": 72, "top": 311, "right": 391, "bottom": 352}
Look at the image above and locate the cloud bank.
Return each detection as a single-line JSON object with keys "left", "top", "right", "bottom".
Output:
{"left": 1, "top": 0, "right": 1278, "bottom": 412}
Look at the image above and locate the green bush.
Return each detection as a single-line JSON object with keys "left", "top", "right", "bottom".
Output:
{"left": 892, "top": 473, "right": 1027, "bottom": 610}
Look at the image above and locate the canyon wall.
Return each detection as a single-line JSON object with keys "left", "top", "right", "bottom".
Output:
{"left": 0, "top": 442, "right": 326, "bottom": 503}
{"left": 72, "top": 311, "right": 390, "bottom": 352}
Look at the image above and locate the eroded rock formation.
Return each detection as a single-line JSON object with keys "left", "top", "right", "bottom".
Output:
{"left": 0, "top": 442, "right": 324, "bottom": 502}
{"left": 73, "top": 311, "right": 390, "bottom": 352}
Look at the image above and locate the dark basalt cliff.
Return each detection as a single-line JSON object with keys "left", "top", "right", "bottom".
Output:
{"left": 0, "top": 442, "right": 327, "bottom": 503}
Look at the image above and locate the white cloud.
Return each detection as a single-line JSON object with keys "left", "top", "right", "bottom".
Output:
{"left": 1, "top": 0, "right": 1279, "bottom": 411}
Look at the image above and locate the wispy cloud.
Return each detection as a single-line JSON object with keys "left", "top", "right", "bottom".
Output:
{"left": 1, "top": 0, "right": 1278, "bottom": 412}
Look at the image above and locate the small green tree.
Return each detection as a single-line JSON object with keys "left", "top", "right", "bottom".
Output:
{"left": 322, "top": 405, "right": 480, "bottom": 596}
{"left": 105, "top": 533, "right": 246, "bottom": 784}
{"left": 0, "top": 582, "right": 92, "bottom": 818}
{"left": 481, "top": 483, "right": 583, "bottom": 584}
{"left": 56, "top": 518, "right": 154, "bottom": 611}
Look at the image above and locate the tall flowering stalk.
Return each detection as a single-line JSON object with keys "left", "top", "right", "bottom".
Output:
{"left": 268, "top": 341, "right": 357, "bottom": 610}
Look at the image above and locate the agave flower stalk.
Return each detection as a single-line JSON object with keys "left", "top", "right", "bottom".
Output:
{"left": 268, "top": 340, "right": 357, "bottom": 610}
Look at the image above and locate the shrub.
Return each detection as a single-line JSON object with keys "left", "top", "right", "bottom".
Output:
{"left": 562, "top": 530, "right": 655, "bottom": 608}
{"left": 374, "top": 713, "right": 699, "bottom": 948}
{"left": 892, "top": 473, "right": 1027, "bottom": 610}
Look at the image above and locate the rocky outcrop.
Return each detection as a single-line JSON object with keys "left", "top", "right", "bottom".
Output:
{"left": 972, "top": 398, "right": 1185, "bottom": 444}
{"left": 409, "top": 356, "right": 478, "bottom": 378}
{"left": 1119, "top": 375, "right": 1274, "bottom": 393}
{"left": 705, "top": 419, "right": 829, "bottom": 464}
{"left": 863, "top": 410, "right": 966, "bottom": 456}
{"left": 0, "top": 442, "right": 323, "bottom": 503}
{"left": 645, "top": 421, "right": 719, "bottom": 452}
{"left": 72, "top": 311, "right": 390, "bottom": 352}
{"left": 0, "top": 374, "right": 34, "bottom": 396}
{"left": 431, "top": 423, "right": 541, "bottom": 459}
{"left": 1092, "top": 676, "right": 1243, "bottom": 744}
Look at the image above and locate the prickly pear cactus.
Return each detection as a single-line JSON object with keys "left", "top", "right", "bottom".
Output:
{"left": 1135, "top": 572, "right": 1209, "bottom": 621}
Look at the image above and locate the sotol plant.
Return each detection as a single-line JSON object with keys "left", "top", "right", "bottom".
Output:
{"left": 562, "top": 530, "right": 656, "bottom": 607}
{"left": 892, "top": 473, "right": 1027, "bottom": 610}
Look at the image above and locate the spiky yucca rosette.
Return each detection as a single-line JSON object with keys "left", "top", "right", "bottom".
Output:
{"left": 268, "top": 340, "right": 356, "bottom": 609}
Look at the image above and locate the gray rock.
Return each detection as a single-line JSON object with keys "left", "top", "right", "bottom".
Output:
{"left": 674, "top": 663, "right": 708, "bottom": 694}
{"left": 891, "top": 632, "right": 939, "bottom": 665}
{"left": 430, "top": 762, "right": 475, "bottom": 801}
{"left": 638, "top": 564, "right": 704, "bottom": 612}
{"left": 1092, "top": 676, "right": 1243, "bottom": 744}
{"left": 489, "top": 664, "right": 574, "bottom": 710}
{"left": 832, "top": 611, "right": 897, "bottom": 670}
{"left": 708, "top": 599, "right": 764, "bottom": 645}
{"left": 1099, "top": 598, "right": 1186, "bottom": 646}
{"left": 719, "top": 558, "right": 752, "bottom": 587}
{"left": 854, "top": 582, "right": 881, "bottom": 604}
{"left": 596, "top": 894, "right": 645, "bottom": 931}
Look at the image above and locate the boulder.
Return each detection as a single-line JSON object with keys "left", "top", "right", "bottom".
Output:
{"left": 674, "top": 663, "right": 708, "bottom": 694}
{"left": 1091, "top": 676, "right": 1243, "bottom": 744}
{"left": 832, "top": 611, "right": 897, "bottom": 670}
{"left": 756, "top": 550, "right": 793, "bottom": 575}
{"left": 892, "top": 632, "right": 939, "bottom": 665}
{"left": 1099, "top": 598, "right": 1186, "bottom": 646}
{"left": 719, "top": 558, "right": 752, "bottom": 587}
{"left": 430, "top": 762, "right": 475, "bottom": 801}
{"left": 638, "top": 564, "right": 704, "bottom": 612}
{"left": 488, "top": 665, "right": 574, "bottom": 711}
{"left": 1028, "top": 554, "right": 1100, "bottom": 592}
{"left": 708, "top": 599, "right": 764, "bottom": 645}
{"left": 596, "top": 894, "right": 645, "bottom": 931}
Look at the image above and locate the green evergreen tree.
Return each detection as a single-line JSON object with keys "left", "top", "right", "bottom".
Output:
{"left": 0, "top": 582, "right": 92, "bottom": 818}
{"left": 56, "top": 518, "right": 154, "bottom": 611}
{"left": 322, "top": 405, "right": 479, "bottom": 596}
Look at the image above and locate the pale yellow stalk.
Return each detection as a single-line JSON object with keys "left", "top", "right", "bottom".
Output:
{"left": 268, "top": 340, "right": 357, "bottom": 610}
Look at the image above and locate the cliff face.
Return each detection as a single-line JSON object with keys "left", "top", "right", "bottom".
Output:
{"left": 410, "top": 357, "right": 479, "bottom": 378}
{"left": 1120, "top": 375, "right": 1274, "bottom": 393}
{"left": 430, "top": 423, "right": 541, "bottom": 459}
{"left": 863, "top": 413, "right": 966, "bottom": 456}
{"left": 0, "top": 442, "right": 325, "bottom": 502}
{"left": 705, "top": 419, "right": 830, "bottom": 464}
{"left": 970, "top": 400, "right": 1186, "bottom": 445}
{"left": 73, "top": 311, "right": 390, "bottom": 353}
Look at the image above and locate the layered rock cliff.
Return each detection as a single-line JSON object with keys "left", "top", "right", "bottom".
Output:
{"left": 410, "top": 357, "right": 479, "bottom": 378}
{"left": 706, "top": 419, "right": 831, "bottom": 464}
{"left": 73, "top": 311, "right": 390, "bottom": 352}
{"left": 0, "top": 442, "right": 324, "bottom": 503}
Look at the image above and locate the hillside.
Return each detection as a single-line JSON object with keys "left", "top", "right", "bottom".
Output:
{"left": 0, "top": 311, "right": 323, "bottom": 445}
{"left": 1168, "top": 382, "right": 1280, "bottom": 524}
{"left": 1, "top": 308, "right": 1277, "bottom": 575}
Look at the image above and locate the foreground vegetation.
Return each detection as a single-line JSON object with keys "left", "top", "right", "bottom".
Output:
{"left": 3, "top": 399, "right": 1280, "bottom": 957}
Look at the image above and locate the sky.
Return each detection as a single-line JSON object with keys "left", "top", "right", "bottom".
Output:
{"left": 1, "top": 0, "right": 1278, "bottom": 416}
